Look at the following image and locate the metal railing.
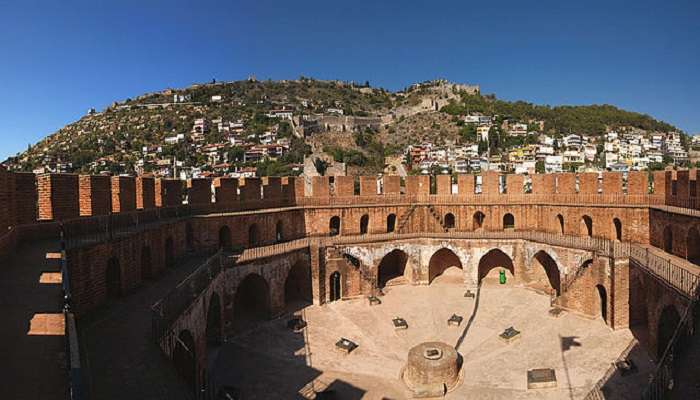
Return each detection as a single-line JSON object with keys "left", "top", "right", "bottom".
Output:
{"left": 59, "top": 225, "right": 86, "bottom": 400}
{"left": 642, "top": 286, "right": 699, "bottom": 400}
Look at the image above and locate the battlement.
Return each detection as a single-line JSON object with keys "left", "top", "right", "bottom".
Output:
{"left": 1, "top": 170, "right": 699, "bottom": 234}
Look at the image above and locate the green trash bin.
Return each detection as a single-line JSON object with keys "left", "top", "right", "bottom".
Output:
{"left": 499, "top": 269, "right": 506, "bottom": 284}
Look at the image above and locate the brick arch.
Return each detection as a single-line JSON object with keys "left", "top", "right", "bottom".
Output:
{"left": 329, "top": 215, "right": 341, "bottom": 236}
{"left": 284, "top": 260, "right": 312, "bottom": 306}
{"left": 657, "top": 304, "right": 681, "bottom": 359}
{"left": 232, "top": 273, "right": 271, "bottom": 331}
{"left": 386, "top": 213, "right": 396, "bottom": 232}
{"left": 612, "top": 217, "right": 623, "bottom": 241}
{"left": 531, "top": 250, "right": 561, "bottom": 295}
{"left": 377, "top": 249, "right": 409, "bottom": 287}
{"left": 687, "top": 226, "right": 700, "bottom": 265}
{"left": 140, "top": 245, "right": 152, "bottom": 280}
{"left": 173, "top": 329, "right": 197, "bottom": 395}
{"left": 248, "top": 224, "right": 260, "bottom": 247}
{"left": 428, "top": 247, "right": 462, "bottom": 284}
{"left": 218, "top": 225, "right": 231, "bottom": 250}
{"left": 663, "top": 225, "right": 673, "bottom": 253}
{"left": 472, "top": 211, "right": 485, "bottom": 230}
{"left": 106, "top": 255, "right": 122, "bottom": 299}
{"left": 477, "top": 248, "right": 514, "bottom": 285}
{"left": 555, "top": 213, "right": 564, "bottom": 234}
{"left": 359, "top": 214, "right": 369, "bottom": 235}
{"left": 205, "top": 291, "right": 222, "bottom": 346}
{"left": 580, "top": 215, "right": 593, "bottom": 237}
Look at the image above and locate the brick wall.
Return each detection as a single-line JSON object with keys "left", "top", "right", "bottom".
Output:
{"left": 436, "top": 175, "right": 452, "bottom": 195}
{"left": 627, "top": 171, "right": 648, "bottom": 195}
{"left": 79, "top": 175, "right": 111, "bottom": 217}
{"left": 239, "top": 178, "right": 262, "bottom": 202}
{"left": 405, "top": 175, "right": 429, "bottom": 195}
{"left": 38, "top": 174, "right": 80, "bottom": 221}
{"left": 214, "top": 178, "right": 238, "bottom": 206}
{"left": 310, "top": 176, "right": 330, "bottom": 198}
{"left": 12, "top": 172, "right": 37, "bottom": 225}
{"left": 383, "top": 176, "right": 400, "bottom": 195}
{"left": 482, "top": 171, "right": 499, "bottom": 194}
{"left": 136, "top": 177, "right": 156, "bottom": 210}
{"left": 156, "top": 179, "right": 183, "bottom": 207}
{"left": 187, "top": 179, "right": 212, "bottom": 206}
{"left": 556, "top": 173, "right": 576, "bottom": 194}
{"left": 0, "top": 167, "right": 10, "bottom": 234}
{"left": 579, "top": 173, "right": 598, "bottom": 194}
{"left": 457, "top": 174, "right": 474, "bottom": 195}
{"left": 111, "top": 176, "right": 136, "bottom": 213}
{"left": 334, "top": 176, "right": 354, "bottom": 196}
{"left": 602, "top": 172, "right": 623, "bottom": 194}
{"left": 262, "top": 177, "right": 282, "bottom": 201}
{"left": 359, "top": 176, "right": 377, "bottom": 196}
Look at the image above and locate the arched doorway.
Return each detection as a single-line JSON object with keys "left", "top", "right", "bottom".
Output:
{"left": 428, "top": 248, "right": 462, "bottom": 284}
{"left": 503, "top": 213, "right": 515, "bottom": 229}
{"left": 185, "top": 222, "right": 194, "bottom": 251}
{"left": 556, "top": 214, "right": 564, "bottom": 234}
{"left": 106, "top": 256, "right": 121, "bottom": 298}
{"left": 173, "top": 329, "right": 197, "bottom": 395}
{"left": 218, "top": 225, "right": 231, "bottom": 251}
{"left": 386, "top": 214, "right": 396, "bottom": 233}
{"left": 329, "top": 271, "right": 341, "bottom": 301}
{"left": 473, "top": 211, "right": 485, "bottom": 231}
{"left": 330, "top": 216, "right": 341, "bottom": 236}
{"left": 206, "top": 293, "right": 222, "bottom": 346}
{"left": 377, "top": 249, "right": 408, "bottom": 287}
{"left": 284, "top": 262, "right": 312, "bottom": 306}
{"left": 141, "top": 246, "right": 152, "bottom": 280}
{"left": 595, "top": 285, "right": 608, "bottom": 324}
{"left": 687, "top": 227, "right": 700, "bottom": 265}
{"left": 478, "top": 249, "right": 514, "bottom": 285}
{"left": 613, "top": 218, "right": 622, "bottom": 241}
{"left": 581, "top": 215, "right": 593, "bottom": 237}
{"left": 663, "top": 226, "right": 673, "bottom": 253}
{"left": 233, "top": 273, "right": 271, "bottom": 330}
{"left": 531, "top": 250, "right": 561, "bottom": 295}
{"left": 165, "top": 237, "right": 175, "bottom": 269}
{"left": 248, "top": 224, "right": 259, "bottom": 247}
{"left": 444, "top": 213, "right": 455, "bottom": 229}
{"left": 360, "top": 214, "right": 369, "bottom": 235}
{"left": 276, "top": 220, "right": 284, "bottom": 243}
{"left": 657, "top": 305, "right": 681, "bottom": 359}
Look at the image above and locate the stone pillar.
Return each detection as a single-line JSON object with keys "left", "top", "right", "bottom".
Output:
{"left": 611, "top": 257, "right": 630, "bottom": 330}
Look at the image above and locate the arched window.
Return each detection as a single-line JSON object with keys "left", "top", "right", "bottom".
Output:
{"left": 360, "top": 214, "right": 369, "bottom": 235}
{"left": 663, "top": 226, "right": 673, "bottom": 253}
{"left": 444, "top": 213, "right": 455, "bottom": 229}
{"left": 386, "top": 214, "right": 396, "bottom": 233}
{"left": 106, "top": 256, "right": 121, "bottom": 299}
{"left": 473, "top": 211, "right": 485, "bottom": 230}
{"left": 329, "top": 216, "right": 341, "bottom": 236}
{"left": 503, "top": 213, "right": 515, "bottom": 229}
{"left": 613, "top": 218, "right": 622, "bottom": 241}
{"left": 581, "top": 215, "right": 593, "bottom": 237}
{"left": 219, "top": 225, "right": 231, "bottom": 250}
{"left": 556, "top": 214, "right": 564, "bottom": 234}
{"left": 141, "top": 246, "right": 152, "bottom": 281}
{"left": 688, "top": 227, "right": 700, "bottom": 265}
{"left": 275, "top": 220, "right": 283, "bottom": 243}
{"left": 248, "top": 224, "right": 260, "bottom": 247}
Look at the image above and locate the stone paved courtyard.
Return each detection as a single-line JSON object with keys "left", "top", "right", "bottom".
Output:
{"left": 213, "top": 273, "right": 654, "bottom": 399}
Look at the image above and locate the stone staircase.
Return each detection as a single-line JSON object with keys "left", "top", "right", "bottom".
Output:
{"left": 396, "top": 204, "right": 417, "bottom": 233}
{"left": 426, "top": 204, "right": 448, "bottom": 232}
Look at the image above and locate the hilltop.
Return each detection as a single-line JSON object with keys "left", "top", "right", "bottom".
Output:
{"left": 3, "top": 77, "right": 689, "bottom": 177}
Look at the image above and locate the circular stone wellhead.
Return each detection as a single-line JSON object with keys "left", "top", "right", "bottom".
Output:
{"left": 402, "top": 342, "right": 462, "bottom": 397}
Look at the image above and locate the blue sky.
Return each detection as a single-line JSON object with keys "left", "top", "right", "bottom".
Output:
{"left": 1, "top": 0, "right": 699, "bottom": 160}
